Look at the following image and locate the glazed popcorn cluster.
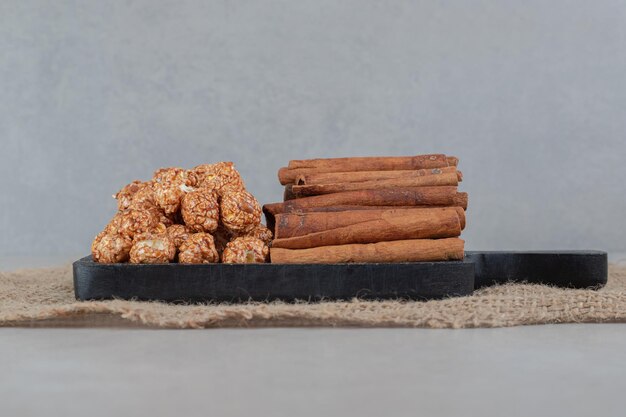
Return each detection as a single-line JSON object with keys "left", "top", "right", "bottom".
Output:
{"left": 91, "top": 162, "right": 271, "bottom": 264}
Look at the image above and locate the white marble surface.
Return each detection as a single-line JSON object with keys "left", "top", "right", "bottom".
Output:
{"left": 2, "top": 256, "right": 624, "bottom": 416}
{"left": 2, "top": 325, "right": 625, "bottom": 417}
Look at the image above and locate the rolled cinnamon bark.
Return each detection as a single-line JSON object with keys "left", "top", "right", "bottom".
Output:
{"left": 270, "top": 238, "right": 465, "bottom": 264}
{"left": 453, "top": 192, "right": 468, "bottom": 209}
{"left": 291, "top": 172, "right": 459, "bottom": 197}
{"left": 272, "top": 208, "right": 461, "bottom": 249}
{"left": 278, "top": 167, "right": 304, "bottom": 185}
{"left": 288, "top": 154, "right": 449, "bottom": 170}
{"left": 264, "top": 188, "right": 467, "bottom": 232}
{"left": 275, "top": 207, "right": 465, "bottom": 239}
{"left": 295, "top": 166, "right": 461, "bottom": 185}
{"left": 265, "top": 204, "right": 465, "bottom": 234}
{"left": 447, "top": 156, "right": 459, "bottom": 167}
{"left": 265, "top": 187, "right": 463, "bottom": 213}
{"left": 278, "top": 154, "right": 454, "bottom": 185}
{"left": 284, "top": 184, "right": 295, "bottom": 201}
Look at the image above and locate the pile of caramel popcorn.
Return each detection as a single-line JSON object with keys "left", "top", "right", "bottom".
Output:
{"left": 92, "top": 162, "right": 271, "bottom": 264}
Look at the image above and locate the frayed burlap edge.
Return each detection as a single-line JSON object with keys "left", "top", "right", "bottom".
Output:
{"left": 1, "top": 264, "right": 625, "bottom": 329}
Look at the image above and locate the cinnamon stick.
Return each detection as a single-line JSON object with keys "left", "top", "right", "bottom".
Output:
{"left": 275, "top": 207, "right": 465, "bottom": 239}
{"left": 265, "top": 187, "right": 464, "bottom": 214}
{"left": 453, "top": 192, "right": 468, "bottom": 209}
{"left": 284, "top": 184, "right": 295, "bottom": 201}
{"left": 295, "top": 166, "right": 461, "bottom": 185}
{"left": 278, "top": 154, "right": 455, "bottom": 185}
{"left": 272, "top": 208, "right": 461, "bottom": 249}
{"left": 265, "top": 204, "right": 465, "bottom": 234}
{"left": 270, "top": 238, "right": 465, "bottom": 264}
{"left": 290, "top": 172, "right": 459, "bottom": 197}
{"left": 264, "top": 188, "right": 467, "bottom": 232}
{"left": 288, "top": 154, "right": 450, "bottom": 170}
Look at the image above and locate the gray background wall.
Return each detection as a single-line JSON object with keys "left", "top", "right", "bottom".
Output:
{"left": 1, "top": 0, "right": 625, "bottom": 258}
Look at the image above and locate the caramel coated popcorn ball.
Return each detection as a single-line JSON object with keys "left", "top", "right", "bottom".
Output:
{"left": 129, "top": 183, "right": 158, "bottom": 209}
{"left": 91, "top": 231, "right": 133, "bottom": 263}
{"left": 153, "top": 167, "right": 187, "bottom": 183}
{"left": 93, "top": 162, "right": 271, "bottom": 263}
{"left": 236, "top": 224, "right": 273, "bottom": 245}
{"left": 106, "top": 206, "right": 162, "bottom": 239}
{"left": 220, "top": 190, "right": 262, "bottom": 234}
{"left": 181, "top": 189, "right": 220, "bottom": 233}
{"left": 222, "top": 237, "right": 269, "bottom": 264}
{"left": 114, "top": 180, "right": 149, "bottom": 211}
{"left": 129, "top": 230, "right": 176, "bottom": 264}
{"left": 178, "top": 233, "right": 219, "bottom": 264}
{"left": 190, "top": 162, "right": 245, "bottom": 195}
{"left": 152, "top": 167, "right": 192, "bottom": 215}
{"left": 166, "top": 224, "right": 191, "bottom": 248}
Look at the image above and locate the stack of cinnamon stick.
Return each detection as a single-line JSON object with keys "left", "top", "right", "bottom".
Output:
{"left": 263, "top": 154, "right": 468, "bottom": 264}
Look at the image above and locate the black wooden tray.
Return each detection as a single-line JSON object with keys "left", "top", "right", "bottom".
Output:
{"left": 465, "top": 250, "right": 608, "bottom": 289}
{"left": 73, "top": 250, "right": 607, "bottom": 302}
{"left": 73, "top": 260, "right": 475, "bottom": 302}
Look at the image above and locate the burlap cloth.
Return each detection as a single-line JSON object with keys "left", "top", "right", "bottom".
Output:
{"left": 1, "top": 264, "right": 625, "bottom": 328}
